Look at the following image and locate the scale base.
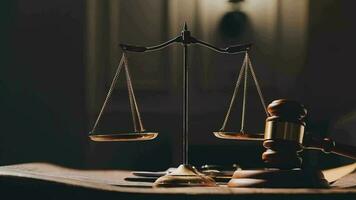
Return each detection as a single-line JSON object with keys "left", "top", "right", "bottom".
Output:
{"left": 154, "top": 164, "right": 216, "bottom": 187}
{"left": 228, "top": 169, "right": 329, "bottom": 188}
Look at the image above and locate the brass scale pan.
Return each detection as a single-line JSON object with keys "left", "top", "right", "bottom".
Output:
{"left": 89, "top": 131, "right": 158, "bottom": 142}
{"left": 213, "top": 131, "right": 264, "bottom": 141}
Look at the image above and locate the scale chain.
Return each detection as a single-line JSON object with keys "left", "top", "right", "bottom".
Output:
{"left": 220, "top": 53, "right": 248, "bottom": 131}
{"left": 240, "top": 53, "right": 249, "bottom": 133}
{"left": 124, "top": 55, "right": 138, "bottom": 132}
{"left": 246, "top": 54, "right": 269, "bottom": 116}
{"left": 220, "top": 52, "right": 268, "bottom": 133}
{"left": 91, "top": 54, "right": 125, "bottom": 133}
{"left": 123, "top": 54, "right": 145, "bottom": 132}
{"left": 90, "top": 53, "right": 145, "bottom": 134}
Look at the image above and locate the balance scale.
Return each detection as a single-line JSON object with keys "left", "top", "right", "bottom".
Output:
{"left": 88, "top": 23, "right": 356, "bottom": 188}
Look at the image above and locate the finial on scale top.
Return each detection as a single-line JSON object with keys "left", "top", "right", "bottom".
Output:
{"left": 181, "top": 22, "right": 191, "bottom": 44}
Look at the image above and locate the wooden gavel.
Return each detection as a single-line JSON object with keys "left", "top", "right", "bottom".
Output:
{"left": 262, "top": 99, "right": 356, "bottom": 168}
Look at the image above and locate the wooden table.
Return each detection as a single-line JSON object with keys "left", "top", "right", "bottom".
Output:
{"left": 0, "top": 163, "right": 355, "bottom": 200}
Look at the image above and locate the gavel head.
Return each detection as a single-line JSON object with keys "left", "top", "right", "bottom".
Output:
{"left": 262, "top": 99, "right": 307, "bottom": 169}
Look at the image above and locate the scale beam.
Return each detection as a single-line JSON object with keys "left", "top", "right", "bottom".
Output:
{"left": 119, "top": 27, "right": 252, "bottom": 54}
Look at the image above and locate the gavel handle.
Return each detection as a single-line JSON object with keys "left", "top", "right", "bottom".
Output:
{"left": 303, "top": 136, "right": 356, "bottom": 160}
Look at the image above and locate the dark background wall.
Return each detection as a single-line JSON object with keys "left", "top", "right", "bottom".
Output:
{"left": 0, "top": 0, "right": 87, "bottom": 168}
{"left": 0, "top": 0, "right": 355, "bottom": 170}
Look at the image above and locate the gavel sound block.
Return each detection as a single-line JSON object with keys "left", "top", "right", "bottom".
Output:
{"left": 228, "top": 99, "right": 330, "bottom": 188}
